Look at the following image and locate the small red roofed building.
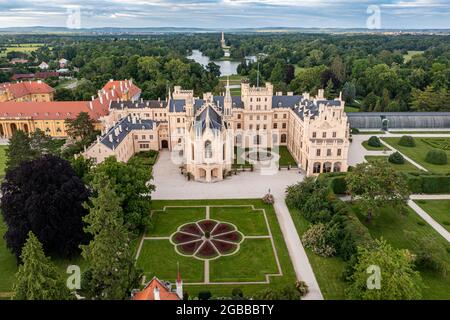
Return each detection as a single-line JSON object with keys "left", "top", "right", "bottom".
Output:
{"left": 132, "top": 270, "right": 183, "bottom": 300}
{"left": 0, "top": 80, "right": 54, "bottom": 102}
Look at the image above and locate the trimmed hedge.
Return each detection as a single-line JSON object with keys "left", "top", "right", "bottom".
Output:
{"left": 389, "top": 151, "right": 405, "bottom": 164}
{"left": 425, "top": 150, "right": 448, "bottom": 165}
{"left": 398, "top": 135, "right": 416, "bottom": 147}
{"left": 404, "top": 172, "right": 450, "bottom": 194}
{"left": 367, "top": 136, "right": 381, "bottom": 148}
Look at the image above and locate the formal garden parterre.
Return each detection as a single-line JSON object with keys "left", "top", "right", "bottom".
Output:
{"left": 135, "top": 199, "right": 297, "bottom": 297}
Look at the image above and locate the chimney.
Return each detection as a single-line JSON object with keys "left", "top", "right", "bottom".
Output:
{"left": 287, "top": 92, "right": 293, "bottom": 96}
{"left": 318, "top": 89, "right": 324, "bottom": 99}
{"left": 99, "top": 95, "right": 103, "bottom": 105}
{"left": 276, "top": 92, "right": 282, "bottom": 96}
{"left": 91, "top": 96, "right": 95, "bottom": 101}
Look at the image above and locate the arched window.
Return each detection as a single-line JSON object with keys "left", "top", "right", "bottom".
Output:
{"left": 333, "top": 162, "right": 341, "bottom": 172}
{"left": 281, "top": 134, "right": 287, "bottom": 143}
{"left": 205, "top": 140, "right": 212, "bottom": 159}
{"left": 313, "top": 162, "right": 321, "bottom": 174}
{"left": 323, "top": 162, "right": 332, "bottom": 173}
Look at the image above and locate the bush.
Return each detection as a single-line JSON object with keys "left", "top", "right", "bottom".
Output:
{"left": 388, "top": 152, "right": 405, "bottom": 164}
{"left": 262, "top": 193, "right": 274, "bottom": 204}
{"left": 302, "top": 223, "right": 336, "bottom": 257}
{"left": 398, "top": 135, "right": 416, "bottom": 147}
{"left": 329, "top": 176, "right": 347, "bottom": 194}
{"left": 425, "top": 150, "right": 448, "bottom": 165}
{"left": 405, "top": 173, "right": 450, "bottom": 194}
{"left": 367, "top": 136, "right": 381, "bottom": 148}
{"left": 351, "top": 128, "right": 360, "bottom": 134}
{"left": 198, "top": 291, "right": 212, "bottom": 300}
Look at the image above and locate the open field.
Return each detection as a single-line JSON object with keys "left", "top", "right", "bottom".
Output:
{"left": 415, "top": 200, "right": 450, "bottom": 232}
{"left": 403, "top": 50, "right": 424, "bottom": 63}
{"left": 382, "top": 137, "right": 450, "bottom": 174}
{"left": 137, "top": 199, "right": 297, "bottom": 297}
{"left": 0, "top": 44, "right": 46, "bottom": 58}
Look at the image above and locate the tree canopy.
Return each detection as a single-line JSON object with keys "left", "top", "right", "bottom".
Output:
{"left": 12, "top": 231, "right": 72, "bottom": 300}
{"left": 1, "top": 154, "right": 90, "bottom": 260}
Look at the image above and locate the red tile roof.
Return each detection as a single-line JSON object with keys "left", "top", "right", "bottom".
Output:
{"left": 132, "top": 277, "right": 180, "bottom": 301}
{"left": 0, "top": 101, "right": 100, "bottom": 120}
{"left": 0, "top": 79, "right": 141, "bottom": 121}
{"left": 1, "top": 81, "right": 54, "bottom": 99}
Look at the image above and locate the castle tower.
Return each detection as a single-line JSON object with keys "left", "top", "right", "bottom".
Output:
{"left": 221, "top": 32, "right": 226, "bottom": 48}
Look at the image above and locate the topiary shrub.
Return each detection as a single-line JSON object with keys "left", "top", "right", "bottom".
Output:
{"left": 351, "top": 128, "right": 360, "bottom": 134}
{"left": 367, "top": 136, "right": 381, "bottom": 148}
{"left": 425, "top": 150, "right": 448, "bottom": 165}
{"left": 388, "top": 152, "right": 405, "bottom": 164}
{"left": 398, "top": 135, "right": 416, "bottom": 147}
{"left": 262, "top": 193, "right": 275, "bottom": 204}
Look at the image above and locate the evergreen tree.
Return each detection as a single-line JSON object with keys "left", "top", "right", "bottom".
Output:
{"left": 13, "top": 232, "right": 72, "bottom": 300}
{"left": 80, "top": 175, "right": 141, "bottom": 300}
{"left": 6, "top": 130, "right": 34, "bottom": 169}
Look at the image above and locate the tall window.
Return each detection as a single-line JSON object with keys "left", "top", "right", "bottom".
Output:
{"left": 205, "top": 140, "right": 212, "bottom": 159}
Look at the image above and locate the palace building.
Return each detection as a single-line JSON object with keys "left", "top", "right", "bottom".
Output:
{"left": 0, "top": 79, "right": 141, "bottom": 138}
{"left": 84, "top": 80, "right": 350, "bottom": 179}
{"left": 0, "top": 80, "right": 54, "bottom": 102}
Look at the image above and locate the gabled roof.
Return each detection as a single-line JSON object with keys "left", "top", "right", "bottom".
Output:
{"left": 132, "top": 277, "right": 180, "bottom": 300}
{"left": 100, "top": 116, "right": 158, "bottom": 150}
{"left": 194, "top": 105, "right": 222, "bottom": 134}
{"left": 102, "top": 80, "right": 141, "bottom": 100}
{"left": 0, "top": 81, "right": 54, "bottom": 99}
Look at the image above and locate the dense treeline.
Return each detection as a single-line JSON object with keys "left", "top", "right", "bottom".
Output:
{"left": 1, "top": 33, "right": 449, "bottom": 111}
{"left": 230, "top": 33, "right": 450, "bottom": 112}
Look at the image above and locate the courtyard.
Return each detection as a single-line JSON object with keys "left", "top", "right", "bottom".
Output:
{"left": 136, "top": 200, "right": 297, "bottom": 297}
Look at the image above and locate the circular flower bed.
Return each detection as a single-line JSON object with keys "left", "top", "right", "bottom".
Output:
{"left": 170, "top": 219, "right": 244, "bottom": 260}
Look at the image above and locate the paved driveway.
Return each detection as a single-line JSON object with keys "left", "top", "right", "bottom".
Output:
{"left": 152, "top": 150, "right": 324, "bottom": 300}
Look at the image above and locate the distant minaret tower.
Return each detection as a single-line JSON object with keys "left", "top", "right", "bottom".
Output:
{"left": 224, "top": 77, "right": 232, "bottom": 118}
{"left": 176, "top": 262, "right": 183, "bottom": 300}
{"left": 221, "top": 32, "right": 226, "bottom": 48}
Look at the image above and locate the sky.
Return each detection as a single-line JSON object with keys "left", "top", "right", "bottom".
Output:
{"left": 0, "top": 0, "right": 449, "bottom": 29}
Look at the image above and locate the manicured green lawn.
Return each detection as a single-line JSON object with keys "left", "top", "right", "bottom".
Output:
{"left": 362, "top": 140, "right": 390, "bottom": 151}
{"left": 210, "top": 206, "right": 268, "bottom": 236}
{"left": 388, "top": 131, "right": 450, "bottom": 134}
{"left": 415, "top": 200, "right": 450, "bottom": 232}
{"left": 278, "top": 146, "right": 297, "bottom": 166}
{"left": 287, "top": 204, "right": 347, "bottom": 300}
{"left": 352, "top": 204, "right": 450, "bottom": 300}
{"left": 145, "top": 199, "right": 297, "bottom": 297}
{"left": 382, "top": 137, "right": 450, "bottom": 174}
{"left": 365, "top": 155, "right": 422, "bottom": 173}
{"left": 344, "top": 106, "right": 360, "bottom": 113}
{"left": 137, "top": 240, "right": 204, "bottom": 282}
{"left": 149, "top": 207, "right": 206, "bottom": 236}
{"left": 210, "top": 239, "right": 278, "bottom": 282}
{"left": 0, "top": 146, "right": 7, "bottom": 180}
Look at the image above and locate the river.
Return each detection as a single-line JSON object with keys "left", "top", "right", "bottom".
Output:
{"left": 187, "top": 50, "right": 256, "bottom": 77}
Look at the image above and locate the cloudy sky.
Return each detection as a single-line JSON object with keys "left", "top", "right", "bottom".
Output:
{"left": 0, "top": 0, "right": 449, "bottom": 29}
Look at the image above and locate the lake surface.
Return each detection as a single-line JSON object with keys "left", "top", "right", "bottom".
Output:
{"left": 187, "top": 50, "right": 256, "bottom": 77}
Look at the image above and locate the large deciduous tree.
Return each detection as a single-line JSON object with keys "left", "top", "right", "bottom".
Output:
{"left": 65, "top": 112, "right": 95, "bottom": 140}
{"left": 1, "top": 154, "right": 90, "bottom": 260}
{"left": 13, "top": 231, "right": 72, "bottom": 300}
{"left": 80, "top": 175, "right": 141, "bottom": 300}
{"left": 88, "top": 156, "right": 154, "bottom": 232}
{"left": 346, "top": 239, "right": 423, "bottom": 300}
{"left": 345, "top": 160, "right": 410, "bottom": 222}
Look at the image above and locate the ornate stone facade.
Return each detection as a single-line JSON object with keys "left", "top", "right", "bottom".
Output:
{"left": 85, "top": 80, "right": 350, "bottom": 181}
